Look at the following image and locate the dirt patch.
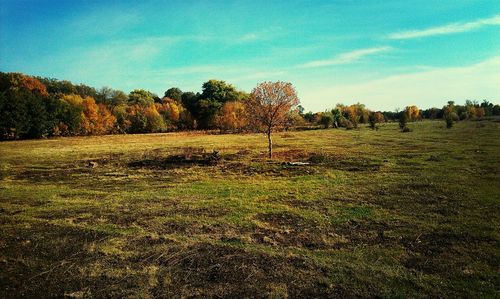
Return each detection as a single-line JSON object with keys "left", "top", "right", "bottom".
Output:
{"left": 270, "top": 149, "right": 311, "bottom": 161}
{"left": 0, "top": 222, "right": 112, "bottom": 297}
{"left": 223, "top": 161, "right": 317, "bottom": 177}
{"left": 223, "top": 149, "right": 252, "bottom": 161}
{"left": 150, "top": 242, "right": 343, "bottom": 298}
{"left": 16, "top": 167, "right": 91, "bottom": 183}
{"left": 256, "top": 211, "right": 310, "bottom": 228}
{"left": 128, "top": 151, "right": 221, "bottom": 169}
{"left": 402, "top": 230, "right": 499, "bottom": 274}
{"left": 254, "top": 213, "right": 406, "bottom": 249}
{"left": 253, "top": 212, "right": 341, "bottom": 249}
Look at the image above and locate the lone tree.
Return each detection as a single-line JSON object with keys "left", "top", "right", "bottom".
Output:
{"left": 246, "top": 81, "right": 299, "bottom": 158}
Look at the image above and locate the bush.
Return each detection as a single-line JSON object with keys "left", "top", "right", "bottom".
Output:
{"left": 445, "top": 116, "right": 454, "bottom": 128}
{"left": 319, "top": 113, "right": 333, "bottom": 128}
{"left": 444, "top": 112, "right": 458, "bottom": 129}
{"left": 368, "top": 113, "right": 376, "bottom": 130}
{"left": 399, "top": 113, "right": 408, "bottom": 132}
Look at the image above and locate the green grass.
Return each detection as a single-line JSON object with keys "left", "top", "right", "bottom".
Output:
{"left": 1, "top": 120, "right": 499, "bottom": 297}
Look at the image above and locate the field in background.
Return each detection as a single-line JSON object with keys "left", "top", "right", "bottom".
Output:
{"left": 0, "top": 120, "right": 499, "bottom": 297}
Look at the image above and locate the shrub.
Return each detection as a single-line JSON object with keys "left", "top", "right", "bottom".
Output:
{"left": 368, "top": 113, "right": 376, "bottom": 130}
{"left": 319, "top": 113, "right": 333, "bottom": 128}
{"left": 399, "top": 113, "right": 408, "bottom": 132}
{"left": 445, "top": 115, "right": 454, "bottom": 128}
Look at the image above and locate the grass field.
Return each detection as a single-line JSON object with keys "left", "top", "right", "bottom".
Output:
{"left": 0, "top": 120, "right": 499, "bottom": 298}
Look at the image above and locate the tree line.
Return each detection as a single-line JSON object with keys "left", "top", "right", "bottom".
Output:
{"left": 1, "top": 71, "right": 499, "bottom": 141}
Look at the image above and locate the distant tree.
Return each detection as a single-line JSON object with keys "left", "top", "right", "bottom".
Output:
{"left": 492, "top": 105, "right": 500, "bottom": 116}
{"left": 0, "top": 74, "right": 52, "bottom": 139}
{"left": 37, "top": 77, "right": 77, "bottom": 95}
{"left": 246, "top": 81, "right": 299, "bottom": 158}
{"left": 480, "top": 100, "right": 493, "bottom": 116}
{"left": 96, "top": 86, "right": 114, "bottom": 105}
{"left": 144, "top": 105, "right": 166, "bottom": 132}
{"left": 156, "top": 97, "right": 182, "bottom": 128}
{"left": 112, "top": 104, "right": 131, "bottom": 133}
{"left": 399, "top": 111, "right": 408, "bottom": 132}
{"left": 192, "top": 80, "right": 240, "bottom": 129}
{"left": 405, "top": 105, "right": 421, "bottom": 121}
{"left": 443, "top": 102, "right": 458, "bottom": 129}
{"left": 51, "top": 97, "right": 82, "bottom": 136}
{"left": 181, "top": 91, "right": 198, "bottom": 115}
{"left": 127, "top": 105, "right": 148, "bottom": 133}
{"left": 368, "top": 113, "right": 377, "bottom": 130}
{"left": 475, "top": 107, "right": 485, "bottom": 119}
{"left": 111, "top": 90, "right": 128, "bottom": 106}
{"left": 330, "top": 108, "right": 342, "bottom": 128}
{"left": 303, "top": 111, "right": 315, "bottom": 123}
{"left": 200, "top": 79, "right": 238, "bottom": 103}
{"left": 164, "top": 87, "right": 183, "bottom": 102}
{"left": 75, "top": 84, "right": 97, "bottom": 99}
{"left": 129, "top": 89, "right": 155, "bottom": 106}
{"left": 346, "top": 105, "right": 361, "bottom": 128}
{"left": 196, "top": 99, "right": 223, "bottom": 129}
{"left": 216, "top": 101, "right": 247, "bottom": 132}
{"left": 422, "top": 107, "right": 441, "bottom": 119}
{"left": 319, "top": 112, "right": 333, "bottom": 128}
{"left": 284, "top": 109, "right": 306, "bottom": 130}
{"left": 373, "top": 112, "right": 385, "bottom": 123}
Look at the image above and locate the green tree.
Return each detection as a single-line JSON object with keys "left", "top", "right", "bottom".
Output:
{"left": 200, "top": 79, "right": 238, "bottom": 103}
{"left": 399, "top": 111, "right": 408, "bottom": 132}
{"left": 128, "top": 89, "right": 154, "bottom": 106}
{"left": 319, "top": 112, "right": 333, "bottom": 128}
{"left": 164, "top": 87, "right": 183, "bottom": 102}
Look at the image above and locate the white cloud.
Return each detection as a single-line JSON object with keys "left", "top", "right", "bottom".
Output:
{"left": 299, "top": 47, "right": 392, "bottom": 68}
{"left": 388, "top": 14, "right": 500, "bottom": 39}
{"left": 300, "top": 56, "right": 500, "bottom": 111}
{"left": 236, "top": 33, "right": 260, "bottom": 42}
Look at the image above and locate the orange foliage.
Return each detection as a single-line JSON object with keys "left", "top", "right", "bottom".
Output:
{"left": 20, "top": 76, "right": 49, "bottom": 97}
{"left": 337, "top": 103, "right": 370, "bottom": 127}
{"left": 156, "top": 97, "right": 181, "bottom": 124}
{"left": 475, "top": 107, "right": 485, "bottom": 119}
{"left": 216, "top": 101, "right": 247, "bottom": 131}
{"left": 80, "top": 97, "right": 116, "bottom": 135}
{"left": 374, "top": 112, "right": 385, "bottom": 123}
{"left": 246, "top": 81, "right": 299, "bottom": 132}
{"left": 405, "top": 105, "right": 421, "bottom": 121}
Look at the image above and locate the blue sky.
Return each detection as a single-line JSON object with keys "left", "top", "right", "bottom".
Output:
{"left": 1, "top": 0, "right": 499, "bottom": 111}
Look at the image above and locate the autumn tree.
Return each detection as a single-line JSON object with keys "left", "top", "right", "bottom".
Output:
{"left": 156, "top": 97, "right": 182, "bottom": 128}
{"left": 246, "top": 81, "right": 299, "bottom": 158}
{"left": 374, "top": 112, "right": 385, "bottom": 123}
{"left": 405, "top": 105, "right": 421, "bottom": 121}
{"left": 216, "top": 101, "right": 247, "bottom": 132}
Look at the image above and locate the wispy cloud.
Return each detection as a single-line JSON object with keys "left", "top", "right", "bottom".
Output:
{"left": 236, "top": 33, "right": 261, "bottom": 43}
{"left": 300, "top": 56, "right": 500, "bottom": 111}
{"left": 299, "top": 47, "right": 392, "bottom": 68}
{"left": 388, "top": 14, "right": 500, "bottom": 39}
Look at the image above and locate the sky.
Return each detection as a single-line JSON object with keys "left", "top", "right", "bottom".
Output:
{"left": 1, "top": 0, "right": 499, "bottom": 111}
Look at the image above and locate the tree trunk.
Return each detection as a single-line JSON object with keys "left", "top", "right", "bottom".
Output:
{"left": 267, "top": 129, "right": 272, "bottom": 159}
